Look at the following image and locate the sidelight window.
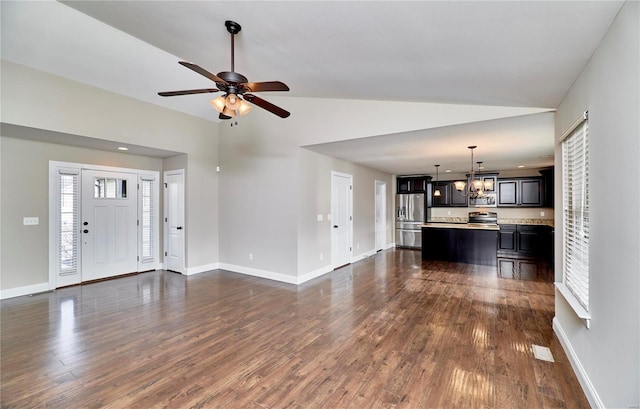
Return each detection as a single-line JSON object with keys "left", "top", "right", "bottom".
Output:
{"left": 58, "top": 170, "right": 80, "bottom": 275}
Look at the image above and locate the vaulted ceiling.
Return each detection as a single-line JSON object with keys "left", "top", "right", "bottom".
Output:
{"left": 1, "top": 1, "right": 624, "bottom": 174}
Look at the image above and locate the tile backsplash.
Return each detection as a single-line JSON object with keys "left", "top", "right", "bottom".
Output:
{"left": 430, "top": 207, "right": 554, "bottom": 227}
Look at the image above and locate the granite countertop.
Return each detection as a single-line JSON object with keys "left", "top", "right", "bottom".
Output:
{"left": 422, "top": 222, "right": 500, "bottom": 231}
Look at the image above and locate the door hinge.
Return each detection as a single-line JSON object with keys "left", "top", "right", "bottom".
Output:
{"left": 164, "top": 183, "right": 168, "bottom": 188}
{"left": 165, "top": 217, "right": 168, "bottom": 222}
{"left": 137, "top": 256, "right": 139, "bottom": 261}
{"left": 165, "top": 251, "right": 167, "bottom": 256}
{"left": 350, "top": 185, "right": 352, "bottom": 190}
{"left": 350, "top": 216, "right": 352, "bottom": 221}
{"left": 137, "top": 183, "right": 140, "bottom": 190}
{"left": 350, "top": 247, "right": 352, "bottom": 251}
{"left": 137, "top": 219, "right": 140, "bottom": 226}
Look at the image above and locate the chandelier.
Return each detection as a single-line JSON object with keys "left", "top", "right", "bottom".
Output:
{"left": 454, "top": 146, "right": 493, "bottom": 198}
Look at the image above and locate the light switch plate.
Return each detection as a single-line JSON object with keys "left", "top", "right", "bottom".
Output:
{"left": 23, "top": 217, "right": 39, "bottom": 226}
{"left": 317, "top": 214, "right": 323, "bottom": 221}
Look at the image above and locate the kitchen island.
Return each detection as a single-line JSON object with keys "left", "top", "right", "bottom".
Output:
{"left": 421, "top": 223, "right": 498, "bottom": 266}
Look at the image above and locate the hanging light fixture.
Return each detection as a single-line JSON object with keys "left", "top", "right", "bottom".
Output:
{"left": 209, "top": 93, "right": 253, "bottom": 118}
{"left": 433, "top": 165, "right": 441, "bottom": 197}
{"left": 454, "top": 146, "right": 493, "bottom": 198}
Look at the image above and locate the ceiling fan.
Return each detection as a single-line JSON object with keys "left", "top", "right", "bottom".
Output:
{"left": 158, "top": 20, "right": 290, "bottom": 120}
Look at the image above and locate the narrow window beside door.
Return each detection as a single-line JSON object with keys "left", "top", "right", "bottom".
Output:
{"left": 139, "top": 177, "right": 155, "bottom": 264}
{"left": 58, "top": 170, "right": 79, "bottom": 276}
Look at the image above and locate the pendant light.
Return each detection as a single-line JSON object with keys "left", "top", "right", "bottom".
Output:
{"left": 455, "top": 145, "right": 491, "bottom": 198}
{"left": 433, "top": 165, "right": 441, "bottom": 197}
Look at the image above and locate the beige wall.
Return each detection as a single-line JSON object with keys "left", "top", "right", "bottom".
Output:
{"left": 0, "top": 136, "right": 163, "bottom": 289}
{"left": 1, "top": 61, "right": 220, "bottom": 291}
{"left": 553, "top": 2, "right": 639, "bottom": 407}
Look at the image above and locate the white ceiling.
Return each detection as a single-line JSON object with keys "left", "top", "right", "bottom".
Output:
{"left": 1, "top": 1, "right": 624, "bottom": 174}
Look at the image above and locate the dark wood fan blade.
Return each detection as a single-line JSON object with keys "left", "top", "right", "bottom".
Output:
{"left": 158, "top": 88, "right": 219, "bottom": 97}
{"left": 244, "top": 81, "right": 290, "bottom": 92}
{"left": 219, "top": 113, "right": 232, "bottom": 120}
{"left": 179, "top": 61, "right": 227, "bottom": 85}
{"left": 244, "top": 94, "right": 290, "bottom": 118}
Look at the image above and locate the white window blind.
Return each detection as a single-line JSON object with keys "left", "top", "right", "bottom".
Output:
{"left": 562, "top": 118, "right": 589, "bottom": 311}
{"left": 139, "top": 177, "right": 156, "bottom": 264}
{"left": 58, "top": 170, "right": 79, "bottom": 276}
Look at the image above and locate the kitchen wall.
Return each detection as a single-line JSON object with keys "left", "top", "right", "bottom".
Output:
{"left": 553, "top": 1, "right": 639, "bottom": 407}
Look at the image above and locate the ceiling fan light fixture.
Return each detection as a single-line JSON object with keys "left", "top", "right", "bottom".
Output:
{"left": 222, "top": 106, "right": 236, "bottom": 117}
{"left": 225, "top": 93, "right": 240, "bottom": 110}
{"left": 209, "top": 95, "right": 226, "bottom": 113}
{"left": 237, "top": 99, "right": 252, "bottom": 116}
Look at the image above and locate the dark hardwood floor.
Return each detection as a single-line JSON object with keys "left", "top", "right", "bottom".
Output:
{"left": 1, "top": 249, "right": 589, "bottom": 408}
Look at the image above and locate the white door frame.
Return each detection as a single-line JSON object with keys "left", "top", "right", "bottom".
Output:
{"left": 48, "top": 161, "right": 160, "bottom": 289}
{"left": 163, "top": 169, "right": 185, "bottom": 274}
{"left": 375, "top": 180, "right": 387, "bottom": 251}
{"left": 331, "top": 171, "right": 353, "bottom": 269}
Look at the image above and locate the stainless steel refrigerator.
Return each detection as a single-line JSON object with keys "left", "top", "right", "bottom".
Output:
{"left": 395, "top": 193, "right": 427, "bottom": 249}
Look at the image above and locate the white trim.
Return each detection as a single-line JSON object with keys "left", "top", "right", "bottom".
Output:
{"left": 218, "top": 263, "right": 298, "bottom": 285}
{"left": 163, "top": 169, "right": 186, "bottom": 274}
{"left": 184, "top": 262, "right": 220, "bottom": 276}
{"left": 352, "top": 249, "right": 377, "bottom": 263}
{"left": 298, "top": 265, "right": 333, "bottom": 284}
{"left": 553, "top": 318, "right": 604, "bottom": 408}
{"left": 1, "top": 282, "right": 50, "bottom": 300}
{"left": 555, "top": 282, "right": 591, "bottom": 328}
{"left": 384, "top": 242, "right": 395, "bottom": 250}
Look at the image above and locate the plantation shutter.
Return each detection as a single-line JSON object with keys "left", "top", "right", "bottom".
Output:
{"left": 561, "top": 115, "right": 589, "bottom": 311}
{"left": 58, "top": 169, "right": 80, "bottom": 276}
{"left": 139, "top": 176, "right": 156, "bottom": 265}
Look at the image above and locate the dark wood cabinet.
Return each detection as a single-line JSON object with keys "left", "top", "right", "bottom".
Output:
{"left": 422, "top": 226, "right": 497, "bottom": 266}
{"left": 397, "top": 176, "right": 430, "bottom": 193}
{"left": 539, "top": 168, "right": 554, "bottom": 207}
{"left": 497, "top": 178, "right": 544, "bottom": 207}
{"left": 498, "top": 224, "right": 553, "bottom": 281}
{"left": 431, "top": 181, "right": 468, "bottom": 207}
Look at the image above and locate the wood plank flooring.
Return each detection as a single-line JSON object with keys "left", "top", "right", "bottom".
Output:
{"left": 1, "top": 249, "right": 589, "bottom": 408}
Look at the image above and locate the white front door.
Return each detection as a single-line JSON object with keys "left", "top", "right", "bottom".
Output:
{"left": 375, "top": 180, "right": 387, "bottom": 251}
{"left": 331, "top": 171, "right": 353, "bottom": 269}
{"left": 81, "top": 169, "right": 138, "bottom": 281}
{"left": 164, "top": 170, "right": 185, "bottom": 273}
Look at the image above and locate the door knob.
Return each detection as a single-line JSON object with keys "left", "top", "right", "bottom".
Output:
{"left": 177, "top": 226, "right": 183, "bottom": 230}
{"left": 333, "top": 225, "right": 338, "bottom": 228}
{"left": 83, "top": 221, "right": 88, "bottom": 226}
{"left": 83, "top": 229, "right": 89, "bottom": 234}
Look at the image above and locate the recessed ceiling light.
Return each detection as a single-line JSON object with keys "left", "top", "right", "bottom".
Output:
{"left": 517, "top": 165, "right": 525, "bottom": 168}
{"left": 445, "top": 169, "right": 452, "bottom": 173}
{"left": 117, "top": 147, "right": 129, "bottom": 151}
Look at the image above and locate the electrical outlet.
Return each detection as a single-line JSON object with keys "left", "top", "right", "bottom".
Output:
{"left": 249, "top": 253, "right": 253, "bottom": 261}
{"left": 317, "top": 214, "right": 323, "bottom": 221}
{"left": 320, "top": 253, "right": 323, "bottom": 261}
{"left": 23, "top": 217, "right": 39, "bottom": 226}
{"left": 540, "top": 211, "right": 545, "bottom": 217}
{"left": 447, "top": 211, "right": 451, "bottom": 216}
{"left": 357, "top": 243, "right": 360, "bottom": 249}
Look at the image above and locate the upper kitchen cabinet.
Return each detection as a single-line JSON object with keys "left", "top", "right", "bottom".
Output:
{"left": 397, "top": 176, "right": 431, "bottom": 194}
{"left": 431, "top": 181, "right": 468, "bottom": 207}
{"left": 538, "top": 168, "right": 554, "bottom": 208}
{"left": 497, "top": 177, "right": 544, "bottom": 207}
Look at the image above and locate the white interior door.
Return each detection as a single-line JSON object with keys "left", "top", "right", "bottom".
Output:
{"left": 81, "top": 169, "right": 138, "bottom": 281}
{"left": 375, "top": 180, "right": 387, "bottom": 251}
{"left": 331, "top": 171, "right": 353, "bottom": 268}
{"left": 164, "top": 170, "right": 185, "bottom": 273}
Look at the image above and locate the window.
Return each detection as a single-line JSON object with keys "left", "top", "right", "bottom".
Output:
{"left": 561, "top": 113, "right": 589, "bottom": 312}
{"left": 138, "top": 176, "right": 157, "bottom": 266}
{"left": 58, "top": 170, "right": 79, "bottom": 275}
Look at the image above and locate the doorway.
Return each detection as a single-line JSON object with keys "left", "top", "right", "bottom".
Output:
{"left": 331, "top": 171, "right": 353, "bottom": 269}
{"left": 164, "top": 170, "right": 185, "bottom": 273}
{"left": 375, "top": 180, "right": 387, "bottom": 251}
{"left": 49, "top": 162, "right": 160, "bottom": 289}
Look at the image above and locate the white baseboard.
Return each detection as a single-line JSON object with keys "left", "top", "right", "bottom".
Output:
{"left": 352, "top": 249, "right": 377, "bottom": 263}
{"left": 384, "top": 242, "right": 395, "bottom": 250}
{"left": 184, "top": 263, "right": 220, "bottom": 276}
{"left": 1, "top": 282, "right": 50, "bottom": 300}
{"left": 553, "top": 317, "right": 604, "bottom": 408}
{"left": 217, "top": 263, "right": 298, "bottom": 285}
{"left": 297, "top": 265, "right": 333, "bottom": 284}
